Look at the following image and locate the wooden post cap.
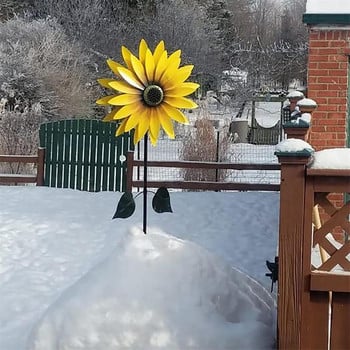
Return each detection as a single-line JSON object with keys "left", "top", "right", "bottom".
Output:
{"left": 296, "top": 98, "right": 317, "bottom": 113}
{"left": 283, "top": 119, "right": 310, "bottom": 140}
{"left": 275, "top": 138, "right": 314, "bottom": 163}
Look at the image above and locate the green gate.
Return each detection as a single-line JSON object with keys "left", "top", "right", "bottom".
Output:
{"left": 39, "top": 119, "right": 133, "bottom": 192}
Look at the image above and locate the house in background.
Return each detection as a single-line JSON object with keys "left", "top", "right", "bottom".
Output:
{"left": 303, "top": 0, "right": 350, "bottom": 150}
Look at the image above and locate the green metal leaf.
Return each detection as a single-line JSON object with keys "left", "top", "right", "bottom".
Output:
{"left": 113, "top": 192, "right": 135, "bottom": 219}
{"left": 152, "top": 187, "right": 173, "bottom": 214}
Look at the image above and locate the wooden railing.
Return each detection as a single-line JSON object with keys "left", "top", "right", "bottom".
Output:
{"left": 0, "top": 148, "right": 45, "bottom": 186}
{"left": 277, "top": 152, "right": 350, "bottom": 350}
{"left": 303, "top": 168, "right": 350, "bottom": 350}
{"left": 126, "top": 151, "right": 280, "bottom": 192}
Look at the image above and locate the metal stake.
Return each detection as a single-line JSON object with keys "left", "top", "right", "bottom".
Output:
{"left": 143, "top": 133, "right": 148, "bottom": 234}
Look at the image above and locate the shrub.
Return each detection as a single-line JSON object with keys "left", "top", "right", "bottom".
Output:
{"left": 180, "top": 115, "right": 230, "bottom": 184}
{"left": 0, "top": 110, "right": 44, "bottom": 173}
{"left": 0, "top": 16, "right": 94, "bottom": 120}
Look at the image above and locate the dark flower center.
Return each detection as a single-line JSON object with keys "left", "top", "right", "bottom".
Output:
{"left": 143, "top": 85, "right": 164, "bottom": 107}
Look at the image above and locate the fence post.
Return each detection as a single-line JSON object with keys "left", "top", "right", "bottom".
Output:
{"left": 276, "top": 149, "right": 312, "bottom": 349}
{"left": 126, "top": 151, "right": 134, "bottom": 193}
{"left": 36, "top": 147, "right": 45, "bottom": 186}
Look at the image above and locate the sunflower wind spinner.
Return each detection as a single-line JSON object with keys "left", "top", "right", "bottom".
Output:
{"left": 97, "top": 39, "right": 199, "bottom": 233}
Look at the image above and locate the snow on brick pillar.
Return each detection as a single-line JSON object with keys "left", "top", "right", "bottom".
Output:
{"left": 303, "top": 7, "right": 350, "bottom": 151}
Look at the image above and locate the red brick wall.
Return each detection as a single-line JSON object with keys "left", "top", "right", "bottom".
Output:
{"left": 307, "top": 29, "right": 349, "bottom": 150}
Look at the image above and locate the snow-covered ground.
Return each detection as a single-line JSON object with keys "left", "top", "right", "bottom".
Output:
{"left": 1, "top": 142, "right": 348, "bottom": 349}
{"left": 0, "top": 186, "right": 279, "bottom": 350}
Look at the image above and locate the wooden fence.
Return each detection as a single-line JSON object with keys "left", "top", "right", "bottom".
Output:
{"left": 277, "top": 152, "right": 350, "bottom": 350}
{"left": 0, "top": 148, "right": 44, "bottom": 185}
{"left": 126, "top": 151, "right": 280, "bottom": 192}
{"left": 39, "top": 119, "right": 133, "bottom": 192}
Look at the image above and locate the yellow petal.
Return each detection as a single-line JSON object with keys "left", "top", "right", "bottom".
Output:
{"left": 163, "top": 96, "right": 198, "bottom": 109}
{"left": 117, "top": 66, "right": 145, "bottom": 90}
{"left": 116, "top": 119, "right": 128, "bottom": 137}
{"left": 107, "top": 59, "right": 123, "bottom": 77}
{"left": 145, "top": 49, "right": 155, "bottom": 83}
{"left": 159, "top": 104, "right": 189, "bottom": 124}
{"left": 108, "top": 81, "right": 140, "bottom": 94}
{"left": 139, "top": 39, "right": 149, "bottom": 64}
{"left": 158, "top": 112, "right": 175, "bottom": 139}
{"left": 160, "top": 51, "right": 181, "bottom": 85}
{"left": 113, "top": 102, "right": 142, "bottom": 119}
{"left": 149, "top": 109, "right": 160, "bottom": 145}
{"left": 108, "top": 94, "right": 141, "bottom": 106}
{"left": 125, "top": 112, "right": 142, "bottom": 132}
{"left": 164, "top": 82, "right": 200, "bottom": 97}
{"left": 133, "top": 126, "right": 139, "bottom": 144}
{"left": 103, "top": 108, "right": 120, "bottom": 121}
{"left": 149, "top": 131, "right": 158, "bottom": 146}
{"left": 121, "top": 46, "right": 133, "bottom": 70}
{"left": 134, "top": 113, "right": 150, "bottom": 144}
{"left": 130, "top": 54, "right": 148, "bottom": 86}
{"left": 162, "top": 65, "right": 194, "bottom": 90}
{"left": 153, "top": 40, "right": 165, "bottom": 65}
{"left": 154, "top": 51, "right": 168, "bottom": 82}
{"left": 96, "top": 95, "right": 118, "bottom": 105}
{"left": 98, "top": 78, "right": 117, "bottom": 89}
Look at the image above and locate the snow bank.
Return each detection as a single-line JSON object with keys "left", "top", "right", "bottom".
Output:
{"left": 310, "top": 148, "right": 350, "bottom": 169}
{"left": 27, "top": 227, "right": 275, "bottom": 350}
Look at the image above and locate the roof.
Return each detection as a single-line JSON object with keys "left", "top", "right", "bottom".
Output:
{"left": 303, "top": 0, "right": 350, "bottom": 25}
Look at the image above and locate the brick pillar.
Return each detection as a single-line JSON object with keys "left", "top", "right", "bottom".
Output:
{"left": 306, "top": 29, "right": 350, "bottom": 150}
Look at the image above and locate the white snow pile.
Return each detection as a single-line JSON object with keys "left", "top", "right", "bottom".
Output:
{"left": 310, "top": 148, "right": 350, "bottom": 169}
{"left": 27, "top": 227, "right": 275, "bottom": 350}
{"left": 300, "top": 113, "right": 311, "bottom": 124}
{"left": 297, "top": 98, "right": 317, "bottom": 108}
{"left": 275, "top": 139, "right": 314, "bottom": 154}
{"left": 306, "top": 0, "right": 350, "bottom": 14}
{"left": 286, "top": 90, "right": 304, "bottom": 99}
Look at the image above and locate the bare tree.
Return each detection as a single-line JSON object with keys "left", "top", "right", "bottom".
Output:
{"left": 30, "top": 0, "right": 225, "bottom": 82}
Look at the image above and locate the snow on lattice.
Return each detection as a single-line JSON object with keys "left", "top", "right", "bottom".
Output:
{"left": 310, "top": 148, "right": 350, "bottom": 169}
{"left": 275, "top": 139, "right": 314, "bottom": 153}
{"left": 306, "top": 0, "right": 350, "bottom": 14}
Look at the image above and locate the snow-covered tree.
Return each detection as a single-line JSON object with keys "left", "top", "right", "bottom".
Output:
{"left": 0, "top": 17, "right": 94, "bottom": 119}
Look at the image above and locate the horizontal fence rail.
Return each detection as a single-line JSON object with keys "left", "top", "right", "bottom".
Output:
{"left": 126, "top": 151, "right": 280, "bottom": 192}
{"left": 0, "top": 148, "right": 45, "bottom": 185}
